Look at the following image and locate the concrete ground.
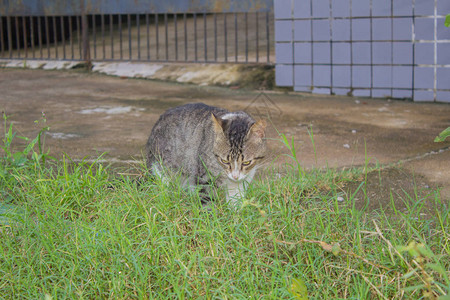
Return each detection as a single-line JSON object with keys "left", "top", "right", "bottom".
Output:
{"left": 1, "top": 67, "right": 449, "bottom": 206}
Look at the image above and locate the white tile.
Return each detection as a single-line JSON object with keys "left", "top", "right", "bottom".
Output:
{"left": 275, "top": 64, "right": 294, "bottom": 86}
{"left": 294, "top": 65, "right": 312, "bottom": 86}
{"left": 274, "top": 0, "right": 292, "bottom": 19}
{"left": 276, "top": 43, "right": 293, "bottom": 64}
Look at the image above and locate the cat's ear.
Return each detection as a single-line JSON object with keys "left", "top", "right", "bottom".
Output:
{"left": 211, "top": 113, "right": 225, "bottom": 135}
{"left": 248, "top": 119, "right": 266, "bottom": 140}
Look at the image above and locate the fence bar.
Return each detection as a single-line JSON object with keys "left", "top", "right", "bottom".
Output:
{"left": 101, "top": 14, "right": 105, "bottom": 59}
{"left": 137, "top": 14, "right": 141, "bottom": 60}
{"left": 0, "top": 18, "right": 4, "bottom": 57}
{"left": 110, "top": 14, "right": 114, "bottom": 59}
{"left": 127, "top": 14, "right": 132, "bottom": 60}
{"left": 234, "top": 13, "right": 238, "bottom": 62}
{"left": 224, "top": 13, "right": 227, "bottom": 62}
{"left": 69, "top": 17, "right": 73, "bottom": 59}
{"left": 76, "top": 16, "right": 81, "bottom": 59}
{"left": 7, "top": 17, "right": 12, "bottom": 58}
{"left": 23, "top": 17, "right": 28, "bottom": 58}
{"left": 60, "top": 16, "right": 66, "bottom": 59}
{"left": 146, "top": 14, "right": 150, "bottom": 60}
{"left": 165, "top": 13, "right": 168, "bottom": 61}
{"left": 155, "top": 14, "right": 159, "bottom": 60}
{"left": 45, "top": 16, "right": 50, "bottom": 58}
{"left": 119, "top": 14, "right": 123, "bottom": 60}
{"left": 15, "top": 17, "right": 20, "bottom": 58}
{"left": 214, "top": 13, "right": 217, "bottom": 61}
{"left": 203, "top": 13, "right": 207, "bottom": 61}
{"left": 245, "top": 12, "right": 248, "bottom": 63}
{"left": 256, "top": 12, "right": 259, "bottom": 63}
{"left": 81, "top": 14, "right": 90, "bottom": 65}
{"left": 92, "top": 15, "right": 96, "bottom": 58}
{"left": 30, "top": 17, "right": 35, "bottom": 58}
{"left": 53, "top": 16, "right": 58, "bottom": 58}
{"left": 194, "top": 13, "right": 198, "bottom": 62}
{"left": 174, "top": 14, "right": 178, "bottom": 61}
{"left": 184, "top": 13, "right": 187, "bottom": 61}
{"left": 266, "top": 12, "right": 270, "bottom": 63}
{"left": 0, "top": 18, "right": 3, "bottom": 57}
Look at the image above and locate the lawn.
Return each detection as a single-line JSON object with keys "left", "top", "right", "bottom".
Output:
{"left": 1, "top": 117, "right": 449, "bottom": 299}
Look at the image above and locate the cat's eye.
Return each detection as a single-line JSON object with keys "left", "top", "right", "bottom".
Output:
{"left": 242, "top": 160, "right": 252, "bottom": 166}
{"left": 220, "top": 158, "right": 230, "bottom": 164}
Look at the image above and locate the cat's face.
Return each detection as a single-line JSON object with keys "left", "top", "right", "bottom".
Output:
{"left": 212, "top": 113, "right": 267, "bottom": 182}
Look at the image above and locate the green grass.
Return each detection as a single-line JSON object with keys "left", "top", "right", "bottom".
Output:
{"left": 1, "top": 121, "right": 449, "bottom": 299}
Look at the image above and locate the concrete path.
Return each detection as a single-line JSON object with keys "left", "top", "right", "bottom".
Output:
{"left": 1, "top": 68, "right": 449, "bottom": 201}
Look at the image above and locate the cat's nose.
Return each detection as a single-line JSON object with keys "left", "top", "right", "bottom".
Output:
{"left": 232, "top": 172, "right": 239, "bottom": 180}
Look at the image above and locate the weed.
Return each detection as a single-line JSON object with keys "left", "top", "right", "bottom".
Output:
{"left": 0, "top": 118, "right": 449, "bottom": 299}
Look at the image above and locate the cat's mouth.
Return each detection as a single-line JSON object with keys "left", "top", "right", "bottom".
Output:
{"left": 227, "top": 173, "right": 246, "bottom": 182}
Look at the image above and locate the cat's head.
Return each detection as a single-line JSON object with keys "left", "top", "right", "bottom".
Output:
{"left": 211, "top": 112, "right": 267, "bottom": 182}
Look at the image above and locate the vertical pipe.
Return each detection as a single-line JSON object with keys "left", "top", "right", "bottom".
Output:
{"left": 184, "top": 13, "right": 187, "bottom": 61}
{"left": 214, "top": 13, "right": 217, "bottom": 62}
{"left": 203, "top": 12, "right": 207, "bottom": 62}
{"left": 23, "top": 17, "right": 28, "bottom": 58}
{"left": 92, "top": 15, "right": 97, "bottom": 59}
{"left": 155, "top": 14, "right": 159, "bottom": 60}
{"left": 165, "top": 13, "right": 168, "bottom": 61}
{"left": 174, "top": 14, "right": 178, "bottom": 61}
{"left": 15, "top": 17, "right": 20, "bottom": 58}
{"left": 137, "top": 14, "right": 141, "bottom": 60}
{"left": 146, "top": 14, "right": 150, "bottom": 60}
{"left": 61, "top": 16, "right": 66, "bottom": 59}
{"left": 127, "top": 14, "right": 131, "bottom": 60}
{"left": 101, "top": 14, "right": 105, "bottom": 60}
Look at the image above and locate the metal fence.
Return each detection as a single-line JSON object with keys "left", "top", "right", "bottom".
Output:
{"left": 0, "top": 0, "right": 274, "bottom": 64}
{"left": 274, "top": 0, "right": 450, "bottom": 102}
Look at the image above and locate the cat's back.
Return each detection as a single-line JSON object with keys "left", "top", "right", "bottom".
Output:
{"left": 157, "top": 103, "right": 227, "bottom": 125}
{"left": 146, "top": 103, "right": 228, "bottom": 165}
{"left": 151, "top": 103, "right": 228, "bottom": 134}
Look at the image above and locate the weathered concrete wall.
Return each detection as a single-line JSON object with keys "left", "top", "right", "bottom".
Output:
{"left": 274, "top": 0, "right": 450, "bottom": 102}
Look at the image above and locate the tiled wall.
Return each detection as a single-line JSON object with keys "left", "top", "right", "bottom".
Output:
{"left": 274, "top": 0, "right": 450, "bottom": 102}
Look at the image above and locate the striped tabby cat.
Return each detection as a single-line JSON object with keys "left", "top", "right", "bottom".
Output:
{"left": 146, "top": 103, "right": 266, "bottom": 207}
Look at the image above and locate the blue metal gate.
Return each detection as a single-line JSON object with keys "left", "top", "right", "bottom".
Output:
{"left": 0, "top": 0, "right": 274, "bottom": 64}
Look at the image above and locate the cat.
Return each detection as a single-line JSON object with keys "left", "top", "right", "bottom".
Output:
{"left": 146, "top": 103, "right": 267, "bottom": 207}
